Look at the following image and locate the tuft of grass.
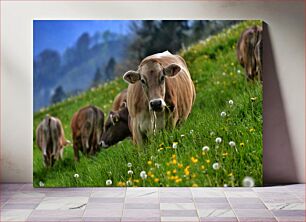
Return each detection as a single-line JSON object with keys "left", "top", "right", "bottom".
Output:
{"left": 33, "top": 20, "right": 262, "bottom": 187}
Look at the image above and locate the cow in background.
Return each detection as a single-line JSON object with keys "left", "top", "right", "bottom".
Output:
{"left": 71, "top": 105, "right": 104, "bottom": 161}
{"left": 123, "top": 51, "right": 196, "bottom": 146}
{"left": 101, "top": 89, "right": 131, "bottom": 148}
{"left": 36, "top": 115, "right": 70, "bottom": 167}
{"left": 237, "top": 25, "right": 263, "bottom": 81}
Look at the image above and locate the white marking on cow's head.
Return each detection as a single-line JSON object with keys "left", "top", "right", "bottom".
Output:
{"left": 123, "top": 61, "right": 181, "bottom": 112}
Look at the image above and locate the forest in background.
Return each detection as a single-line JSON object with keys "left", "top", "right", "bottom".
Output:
{"left": 34, "top": 20, "right": 239, "bottom": 111}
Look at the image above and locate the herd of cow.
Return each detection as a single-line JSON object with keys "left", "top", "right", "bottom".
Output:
{"left": 36, "top": 25, "right": 262, "bottom": 167}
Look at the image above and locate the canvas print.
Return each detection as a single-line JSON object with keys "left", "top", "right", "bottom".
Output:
{"left": 33, "top": 20, "right": 263, "bottom": 187}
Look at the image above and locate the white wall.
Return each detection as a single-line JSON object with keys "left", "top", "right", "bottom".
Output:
{"left": 1, "top": 1, "right": 305, "bottom": 183}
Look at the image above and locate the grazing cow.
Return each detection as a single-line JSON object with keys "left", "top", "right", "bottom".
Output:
{"left": 237, "top": 25, "right": 263, "bottom": 81}
{"left": 101, "top": 89, "right": 132, "bottom": 148}
{"left": 123, "top": 51, "right": 196, "bottom": 145}
{"left": 36, "top": 115, "right": 70, "bottom": 167}
{"left": 71, "top": 105, "right": 104, "bottom": 161}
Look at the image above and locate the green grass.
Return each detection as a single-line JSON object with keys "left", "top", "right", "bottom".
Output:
{"left": 33, "top": 20, "right": 263, "bottom": 187}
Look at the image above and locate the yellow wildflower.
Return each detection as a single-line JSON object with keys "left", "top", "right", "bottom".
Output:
{"left": 192, "top": 183, "right": 198, "bottom": 187}
{"left": 147, "top": 160, "right": 152, "bottom": 165}
{"left": 166, "top": 171, "right": 171, "bottom": 176}
{"left": 172, "top": 169, "right": 177, "bottom": 174}
{"left": 201, "top": 165, "right": 205, "bottom": 170}
{"left": 249, "top": 128, "right": 255, "bottom": 133}
{"left": 222, "top": 152, "right": 228, "bottom": 156}
{"left": 192, "top": 173, "right": 197, "bottom": 178}
{"left": 175, "top": 178, "right": 182, "bottom": 183}
{"left": 178, "top": 163, "right": 183, "bottom": 168}
{"left": 206, "top": 159, "right": 211, "bottom": 164}
{"left": 172, "top": 154, "right": 176, "bottom": 159}
{"left": 147, "top": 171, "right": 152, "bottom": 177}
{"left": 154, "top": 178, "right": 160, "bottom": 183}
{"left": 172, "top": 159, "right": 177, "bottom": 165}
{"left": 191, "top": 157, "right": 198, "bottom": 164}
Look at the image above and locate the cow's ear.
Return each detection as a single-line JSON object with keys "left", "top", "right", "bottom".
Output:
{"left": 164, "top": 64, "right": 181, "bottom": 77}
{"left": 123, "top": 71, "right": 140, "bottom": 84}
{"left": 120, "top": 101, "right": 127, "bottom": 109}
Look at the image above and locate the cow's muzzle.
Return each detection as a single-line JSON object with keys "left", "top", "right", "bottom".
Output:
{"left": 149, "top": 99, "right": 166, "bottom": 112}
{"left": 100, "top": 140, "right": 109, "bottom": 148}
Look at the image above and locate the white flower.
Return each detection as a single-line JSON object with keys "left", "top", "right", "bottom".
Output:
{"left": 215, "top": 137, "right": 222, "bottom": 144}
{"left": 140, "top": 171, "right": 147, "bottom": 179}
{"left": 228, "top": 100, "right": 234, "bottom": 105}
{"left": 126, "top": 180, "right": 132, "bottom": 186}
{"left": 106, "top": 179, "right": 112, "bottom": 186}
{"left": 39, "top": 181, "right": 45, "bottom": 187}
{"left": 224, "top": 184, "right": 228, "bottom": 187}
{"left": 222, "top": 72, "right": 226, "bottom": 76}
{"left": 172, "top": 142, "right": 178, "bottom": 149}
{"left": 127, "top": 162, "right": 132, "bottom": 168}
{"left": 220, "top": 111, "right": 226, "bottom": 117}
{"left": 128, "top": 170, "right": 133, "bottom": 175}
{"left": 202, "top": 146, "right": 210, "bottom": 152}
{"left": 155, "top": 163, "right": 160, "bottom": 168}
{"left": 237, "top": 70, "right": 241, "bottom": 74}
{"left": 74, "top": 173, "right": 79, "bottom": 178}
{"left": 229, "top": 141, "right": 236, "bottom": 147}
{"left": 212, "top": 162, "right": 220, "bottom": 170}
{"left": 190, "top": 130, "right": 194, "bottom": 134}
{"left": 242, "top": 176, "right": 255, "bottom": 187}
{"left": 181, "top": 134, "right": 185, "bottom": 137}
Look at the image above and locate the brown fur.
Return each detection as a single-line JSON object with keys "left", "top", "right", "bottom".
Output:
{"left": 124, "top": 51, "right": 196, "bottom": 145}
{"left": 101, "top": 89, "right": 132, "bottom": 147}
{"left": 70, "top": 105, "right": 104, "bottom": 161}
{"left": 36, "top": 115, "right": 70, "bottom": 167}
{"left": 237, "top": 25, "right": 262, "bottom": 81}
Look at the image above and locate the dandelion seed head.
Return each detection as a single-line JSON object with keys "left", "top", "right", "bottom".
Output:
{"left": 212, "top": 162, "right": 220, "bottom": 170}
{"left": 228, "top": 100, "right": 234, "bottom": 105}
{"left": 172, "top": 142, "right": 178, "bottom": 149}
{"left": 220, "top": 111, "right": 226, "bottom": 117}
{"left": 140, "top": 171, "right": 147, "bottom": 180}
{"left": 128, "top": 170, "right": 133, "bottom": 175}
{"left": 127, "top": 162, "right": 132, "bottom": 168}
{"left": 242, "top": 176, "right": 255, "bottom": 187}
{"left": 106, "top": 179, "right": 112, "bottom": 186}
{"left": 202, "top": 146, "right": 210, "bottom": 152}
{"left": 229, "top": 141, "right": 236, "bottom": 147}
{"left": 215, "top": 137, "right": 222, "bottom": 144}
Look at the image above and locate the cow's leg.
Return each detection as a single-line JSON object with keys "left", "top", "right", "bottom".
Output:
{"left": 73, "top": 141, "right": 80, "bottom": 161}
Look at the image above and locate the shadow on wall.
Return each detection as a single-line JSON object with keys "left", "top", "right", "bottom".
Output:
{"left": 263, "top": 22, "right": 298, "bottom": 185}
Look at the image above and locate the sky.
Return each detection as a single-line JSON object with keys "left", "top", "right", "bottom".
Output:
{"left": 33, "top": 20, "right": 132, "bottom": 56}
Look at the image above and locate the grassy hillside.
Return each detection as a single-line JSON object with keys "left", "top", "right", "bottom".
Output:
{"left": 33, "top": 20, "right": 262, "bottom": 187}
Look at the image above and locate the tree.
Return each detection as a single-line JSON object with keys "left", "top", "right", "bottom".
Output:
{"left": 51, "top": 86, "right": 66, "bottom": 104}
{"left": 105, "top": 57, "right": 116, "bottom": 81}
{"left": 91, "top": 67, "right": 103, "bottom": 87}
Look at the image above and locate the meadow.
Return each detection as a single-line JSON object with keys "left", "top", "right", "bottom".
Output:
{"left": 33, "top": 20, "right": 262, "bottom": 187}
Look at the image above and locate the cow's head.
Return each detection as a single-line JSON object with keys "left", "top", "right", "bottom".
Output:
{"left": 100, "top": 104, "right": 131, "bottom": 148}
{"left": 123, "top": 61, "right": 181, "bottom": 112}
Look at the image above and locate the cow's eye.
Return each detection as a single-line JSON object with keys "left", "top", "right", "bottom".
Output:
{"left": 141, "top": 79, "right": 146, "bottom": 85}
{"left": 160, "top": 75, "right": 165, "bottom": 83}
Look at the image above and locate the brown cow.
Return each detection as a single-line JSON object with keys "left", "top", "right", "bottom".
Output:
{"left": 36, "top": 115, "right": 70, "bottom": 167}
{"left": 71, "top": 105, "right": 104, "bottom": 161}
{"left": 237, "top": 25, "right": 263, "bottom": 81}
{"left": 123, "top": 51, "right": 196, "bottom": 145}
{"left": 101, "top": 89, "right": 132, "bottom": 148}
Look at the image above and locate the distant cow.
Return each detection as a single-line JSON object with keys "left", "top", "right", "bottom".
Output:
{"left": 237, "top": 25, "right": 263, "bottom": 81}
{"left": 123, "top": 51, "right": 196, "bottom": 145}
{"left": 101, "top": 89, "right": 132, "bottom": 148}
{"left": 36, "top": 115, "right": 70, "bottom": 167}
{"left": 71, "top": 105, "right": 104, "bottom": 161}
